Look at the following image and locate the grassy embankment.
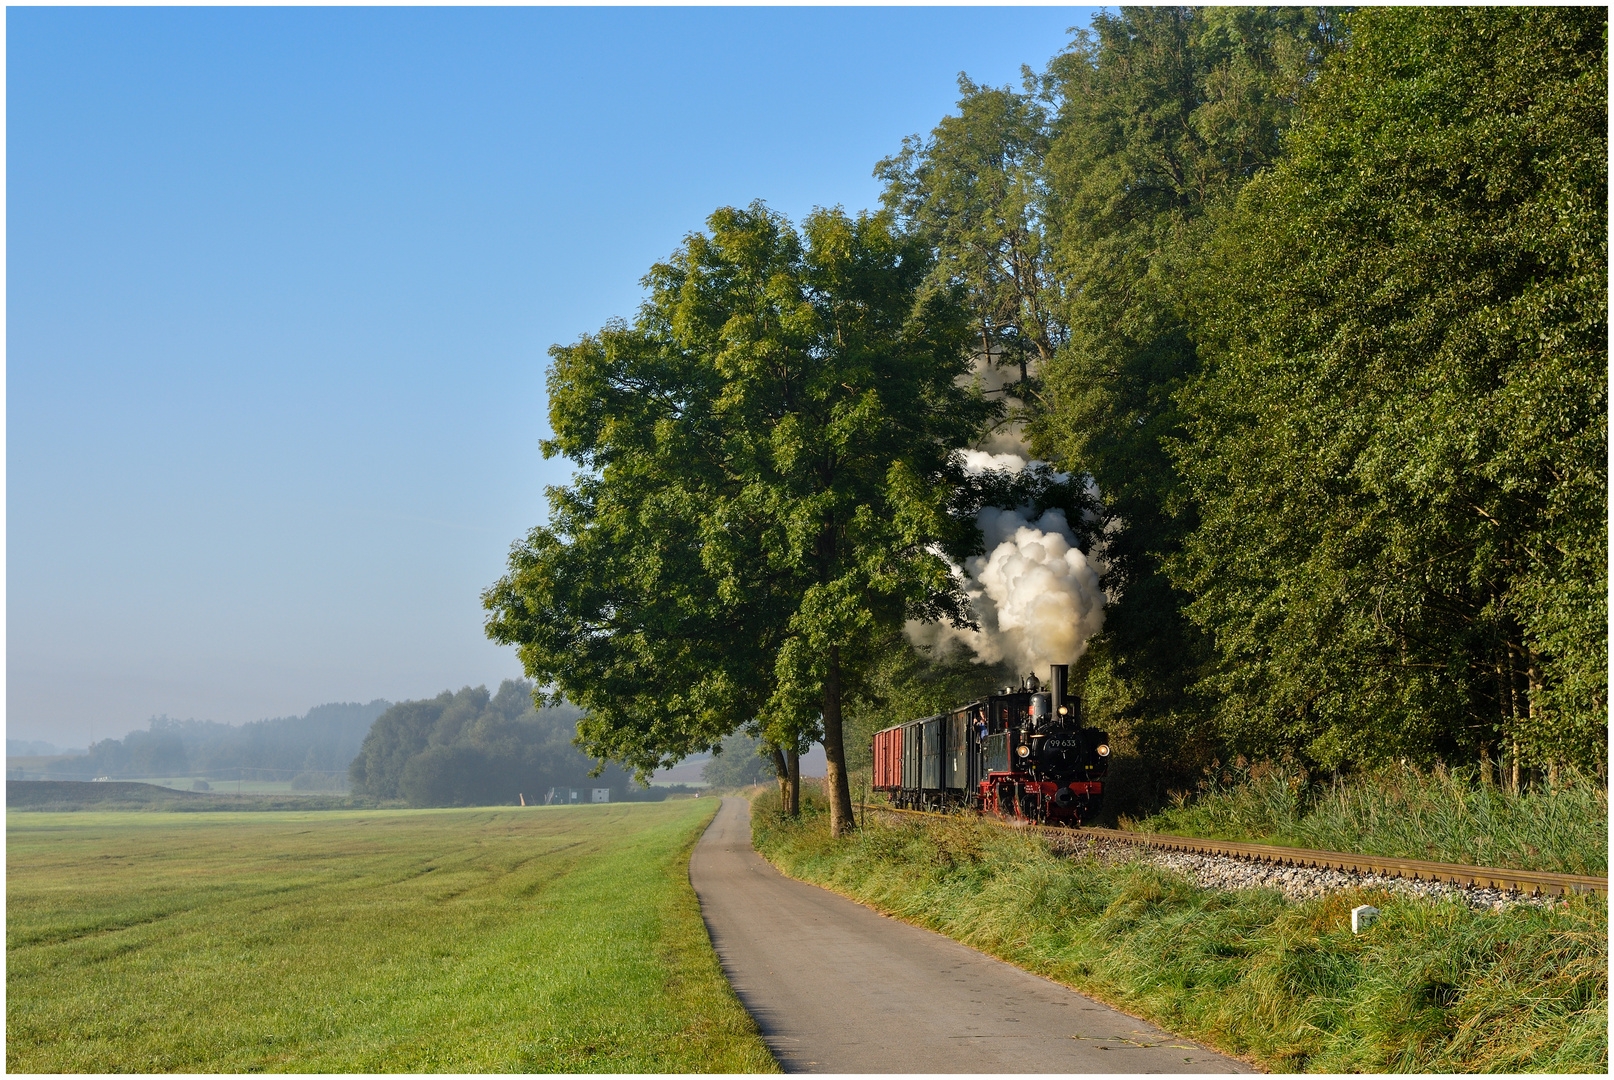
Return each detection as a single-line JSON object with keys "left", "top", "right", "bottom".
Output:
{"left": 8, "top": 800, "right": 777, "bottom": 1073}
{"left": 753, "top": 788, "right": 1606, "bottom": 1073}
{"left": 1128, "top": 762, "right": 1607, "bottom": 876}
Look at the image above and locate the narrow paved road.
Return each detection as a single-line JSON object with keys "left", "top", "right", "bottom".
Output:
{"left": 689, "top": 797, "right": 1252, "bottom": 1074}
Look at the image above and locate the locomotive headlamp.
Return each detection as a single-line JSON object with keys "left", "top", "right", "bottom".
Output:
{"left": 1057, "top": 705, "right": 1069, "bottom": 716}
{"left": 1016, "top": 744, "right": 1031, "bottom": 759}
{"left": 1096, "top": 743, "right": 1111, "bottom": 757}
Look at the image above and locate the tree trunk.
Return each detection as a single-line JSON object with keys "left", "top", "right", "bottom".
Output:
{"left": 786, "top": 746, "right": 800, "bottom": 817}
{"left": 822, "top": 644, "right": 856, "bottom": 837}
{"left": 1489, "top": 647, "right": 1515, "bottom": 787}
{"left": 771, "top": 744, "right": 789, "bottom": 810}
{"left": 1506, "top": 635, "right": 1523, "bottom": 794}
{"left": 1526, "top": 648, "right": 1542, "bottom": 716}
{"left": 1525, "top": 646, "right": 1559, "bottom": 788}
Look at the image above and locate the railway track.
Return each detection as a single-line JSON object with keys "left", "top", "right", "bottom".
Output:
{"left": 856, "top": 802, "right": 1607, "bottom": 899}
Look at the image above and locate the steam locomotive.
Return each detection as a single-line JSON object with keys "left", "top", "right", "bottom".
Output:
{"left": 871, "top": 664, "right": 1110, "bottom": 825}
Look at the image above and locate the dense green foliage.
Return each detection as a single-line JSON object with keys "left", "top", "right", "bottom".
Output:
{"left": 6, "top": 802, "right": 776, "bottom": 1072}
{"left": 877, "top": 9, "right": 1345, "bottom": 773}
{"left": 348, "top": 681, "right": 631, "bottom": 807}
{"left": 754, "top": 791, "right": 1606, "bottom": 1072}
{"left": 1181, "top": 7, "right": 1607, "bottom": 771}
{"left": 1133, "top": 762, "right": 1607, "bottom": 876}
{"left": 1035, "top": 8, "right": 1346, "bottom": 767}
{"left": 486, "top": 202, "right": 991, "bottom": 835}
{"left": 876, "top": 74, "right": 1059, "bottom": 394}
{"left": 877, "top": 6, "right": 1605, "bottom": 782}
{"left": 68, "top": 700, "right": 389, "bottom": 783}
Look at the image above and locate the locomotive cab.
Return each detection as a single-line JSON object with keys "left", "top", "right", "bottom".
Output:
{"left": 982, "top": 666, "right": 1108, "bottom": 825}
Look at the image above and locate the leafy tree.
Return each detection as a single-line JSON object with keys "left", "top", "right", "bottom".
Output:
{"left": 484, "top": 207, "right": 802, "bottom": 803}
{"left": 1032, "top": 7, "right": 1344, "bottom": 769}
{"left": 1178, "top": 7, "right": 1607, "bottom": 774}
{"left": 854, "top": 5, "right": 1603, "bottom": 786}
{"left": 701, "top": 731, "right": 775, "bottom": 789}
{"left": 347, "top": 681, "right": 618, "bottom": 806}
{"left": 877, "top": 73, "right": 1060, "bottom": 431}
{"left": 82, "top": 728, "right": 189, "bottom": 778}
{"left": 485, "top": 202, "right": 987, "bottom": 836}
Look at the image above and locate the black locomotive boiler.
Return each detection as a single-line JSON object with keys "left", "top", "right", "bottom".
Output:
{"left": 870, "top": 664, "right": 1110, "bottom": 825}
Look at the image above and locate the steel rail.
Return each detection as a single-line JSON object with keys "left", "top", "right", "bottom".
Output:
{"left": 856, "top": 802, "right": 1606, "bottom": 898}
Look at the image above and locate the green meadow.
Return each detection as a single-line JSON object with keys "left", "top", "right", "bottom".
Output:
{"left": 7, "top": 800, "right": 776, "bottom": 1073}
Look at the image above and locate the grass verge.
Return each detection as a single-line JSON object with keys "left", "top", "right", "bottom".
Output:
{"left": 1129, "top": 762, "right": 1607, "bottom": 875}
{"left": 7, "top": 801, "right": 777, "bottom": 1072}
{"left": 753, "top": 789, "right": 1606, "bottom": 1073}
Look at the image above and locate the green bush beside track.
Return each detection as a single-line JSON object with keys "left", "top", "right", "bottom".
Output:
{"left": 1132, "top": 763, "right": 1608, "bottom": 876}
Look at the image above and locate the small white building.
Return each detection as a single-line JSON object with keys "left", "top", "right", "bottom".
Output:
{"left": 547, "top": 787, "right": 611, "bottom": 804}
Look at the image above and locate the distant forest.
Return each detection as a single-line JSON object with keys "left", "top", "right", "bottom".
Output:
{"left": 53, "top": 701, "right": 391, "bottom": 784}
{"left": 348, "top": 680, "right": 643, "bottom": 807}
{"left": 14, "top": 681, "right": 656, "bottom": 808}
{"left": 700, "top": 732, "right": 774, "bottom": 789}
{"left": 7, "top": 739, "right": 83, "bottom": 757}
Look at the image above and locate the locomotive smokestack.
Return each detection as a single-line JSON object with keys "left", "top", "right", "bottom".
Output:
{"left": 1049, "top": 665, "right": 1068, "bottom": 721}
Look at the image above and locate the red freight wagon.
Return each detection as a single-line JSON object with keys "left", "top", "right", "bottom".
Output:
{"left": 872, "top": 726, "right": 902, "bottom": 790}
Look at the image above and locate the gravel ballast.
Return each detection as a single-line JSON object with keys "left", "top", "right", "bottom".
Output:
{"left": 1044, "top": 831, "right": 1562, "bottom": 911}
{"left": 866, "top": 809, "right": 1562, "bottom": 911}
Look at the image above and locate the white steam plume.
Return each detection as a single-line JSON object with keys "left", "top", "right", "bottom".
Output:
{"left": 957, "top": 448, "right": 1045, "bottom": 476}
{"left": 959, "top": 350, "right": 1034, "bottom": 456}
{"left": 908, "top": 452, "right": 1107, "bottom": 676}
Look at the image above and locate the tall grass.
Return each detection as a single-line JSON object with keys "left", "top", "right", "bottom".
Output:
{"left": 7, "top": 802, "right": 777, "bottom": 1072}
{"left": 1131, "top": 762, "right": 1607, "bottom": 875}
{"left": 754, "top": 789, "right": 1607, "bottom": 1073}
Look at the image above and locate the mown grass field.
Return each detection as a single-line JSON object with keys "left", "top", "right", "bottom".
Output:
{"left": 756, "top": 789, "right": 1607, "bottom": 1073}
{"left": 7, "top": 800, "right": 777, "bottom": 1072}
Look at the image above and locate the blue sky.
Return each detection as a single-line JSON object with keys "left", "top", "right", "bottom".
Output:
{"left": 9, "top": 6, "right": 1096, "bottom": 746}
